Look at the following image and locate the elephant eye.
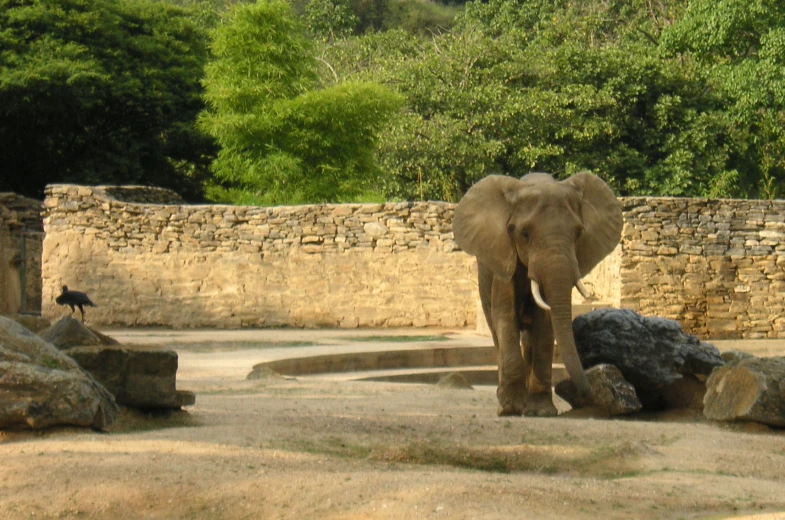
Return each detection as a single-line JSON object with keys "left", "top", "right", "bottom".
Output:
{"left": 576, "top": 228, "right": 584, "bottom": 240}
{"left": 521, "top": 229, "right": 530, "bottom": 241}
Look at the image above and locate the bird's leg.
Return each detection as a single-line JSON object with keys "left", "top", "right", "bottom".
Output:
{"left": 69, "top": 305, "right": 75, "bottom": 316}
{"left": 78, "top": 305, "right": 85, "bottom": 323}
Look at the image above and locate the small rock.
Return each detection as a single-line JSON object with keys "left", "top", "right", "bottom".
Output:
{"left": 555, "top": 364, "right": 641, "bottom": 416}
{"left": 38, "top": 317, "right": 119, "bottom": 349}
{"left": 363, "top": 222, "right": 388, "bottom": 238}
{"left": 703, "top": 356, "right": 785, "bottom": 427}
{"left": 176, "top": 390, "right": 196, "bottom": 407}
{"left": 436, "top": 372, "right": 473, "bottom": 390}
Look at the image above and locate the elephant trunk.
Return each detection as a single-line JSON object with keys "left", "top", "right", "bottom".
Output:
{"left": 535, "top": 264, "right": 593, "bottom": 406}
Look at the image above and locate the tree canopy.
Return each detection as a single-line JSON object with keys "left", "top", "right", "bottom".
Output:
{"left": 198, "top": 0, "right": 403, "bottom": 205}
{"left": 2, "top": 0, "right": 784, "bottom": 203}
{"left": 0, "top": 0, "right": 214, "bottom": 200}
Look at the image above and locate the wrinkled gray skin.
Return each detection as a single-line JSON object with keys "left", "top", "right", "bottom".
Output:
{"left": 453, "top": 173, "right": 622, "bottom": 416}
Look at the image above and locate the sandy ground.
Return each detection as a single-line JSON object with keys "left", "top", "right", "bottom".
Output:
{"left": 1, "top": 329, "right": 785, "bottom": 520}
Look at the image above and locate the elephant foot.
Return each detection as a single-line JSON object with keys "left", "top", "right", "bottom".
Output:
{"left": 496, "top": 382, "right": 526, "bottom": 417}
{"left": 523, "top": 393, "right": 558, "bottom": 417}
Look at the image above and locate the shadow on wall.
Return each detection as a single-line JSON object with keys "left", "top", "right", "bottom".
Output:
{"left": 43, "top": 239, "right": 292, "bottom": 328}
{"left": 0, "top": 223, "right": 22, "bottom": 316}
{"left": 42, "top": 184, "right": 478, "bottom": 329}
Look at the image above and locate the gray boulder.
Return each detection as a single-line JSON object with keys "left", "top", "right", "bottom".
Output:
{"left": 39, "top": 317, "right": 119, "bottom": 350}
{"left": 703, "top": 356, "right": 785, "bottom": 427}
{"left": 555, "top": 364, "right": 642, "bottom": 416}
{"left": 66, "top": 346, "right": 189, "bottom": 409}
{"left": 572, "top": 309, "right": 724, "bottom": 410}
{"left": 0, "top": 316, "right": 118, "bottom": 429}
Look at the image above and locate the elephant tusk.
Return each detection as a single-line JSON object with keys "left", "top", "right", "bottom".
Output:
{"left": 530, "top": 280, "right": 551, "bottom": 311}
{"left": 576, "top": 279, "right": 593, "bottom": 300}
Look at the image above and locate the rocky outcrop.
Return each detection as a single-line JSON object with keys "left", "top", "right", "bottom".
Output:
{"left": 703, "top": 356, "right": 785, "bottom": 427}
{"left": 572, "top": 309, "right": 724, "bottom": 410}
{"left": 39, "top": 317, "right": 119, "bottom": 349}
{"left": 66, "top": 346, "right": 190, "bottom": 409}
{"left": 0, "top": 316, "right": 118, "bottom": 429}
{"left": 555, "top": 364, "right": 642, "bottom": 416}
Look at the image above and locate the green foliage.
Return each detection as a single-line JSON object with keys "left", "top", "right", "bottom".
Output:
{"left": 3, "top": 0, "right": 780, "bottom": 203}
{"left": 319, "top": 0, "right": 779, "bottom": 200}
{"left": 0, "top": 0, "right": 214, "bottom": 200}
{"left": 305, "top": 0, "right": 358, "bottom": 41}
{"left": 662, "top": 0, "right": 785, "bottom": 198}
{"left": 380, "top": 0, "right": 458, "bottom": 35}
{"left": 199, "top": 0, "right": 403, "bottom": 205}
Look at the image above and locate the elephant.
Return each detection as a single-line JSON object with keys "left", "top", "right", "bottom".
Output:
{"left": 453, "top": 172, "right": 623, "bottom": 417}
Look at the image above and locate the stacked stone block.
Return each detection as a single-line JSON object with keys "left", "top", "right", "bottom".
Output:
{"left": 42, "top": 185, "right": 476, "bottom": 328}
{"left": 620, "top": 198, "right": 785, "bottom": 339}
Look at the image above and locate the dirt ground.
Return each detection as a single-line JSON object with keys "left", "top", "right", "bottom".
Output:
{"left": 1, "top": 330, "right": 785, "bottom": 520}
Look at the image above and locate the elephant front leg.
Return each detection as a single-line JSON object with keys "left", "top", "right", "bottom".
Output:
{"left": 521, "top": 306, "right": 558, "bottom": 417}
{"left": 491, "top": 277, "right": 527, "bottom": 416}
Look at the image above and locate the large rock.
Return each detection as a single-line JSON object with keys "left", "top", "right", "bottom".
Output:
{"left": 703, "top": 356, "right": 785, "bottom": 427}
{"left": 555, "top": 364, "right": 642, "bottom": 416}
{"left": 66, "top": 346, "right": 186, "bottom": 409}
{"left": 39, "top": 317, "right": 119, "bottom": 350}
{"left": 0, "top": 316, "right": 118, "bottom": 429}
{"left": 572, "top": 309, "right": 724, "bottom": 410}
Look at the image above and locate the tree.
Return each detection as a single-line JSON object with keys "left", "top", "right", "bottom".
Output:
{"left": 305, "top": 0, "right": 358, "bottom": 42}
{"left": 320, "top": 0, "right": 748, "bottom": 200}
{"left": 0, "top": 0, "right": 214, "bottom": 200}
{"left": 199, "top": 0, "right": 403, "bottom": 205}
{"left": 662, "top": 0, "right": 785, "bottom": 198}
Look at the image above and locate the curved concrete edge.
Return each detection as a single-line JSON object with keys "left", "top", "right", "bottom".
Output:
{"left": 351, "top": 365, "right": 568, "bottom": 385}
{"left": 247, "top": 346, "right": 497, "bottom": 379}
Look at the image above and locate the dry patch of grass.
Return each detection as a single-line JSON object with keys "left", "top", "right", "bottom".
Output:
{"left": 270, "top": 435, "right": 661, "bottom": 478}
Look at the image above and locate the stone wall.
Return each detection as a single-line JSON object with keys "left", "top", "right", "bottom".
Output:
{"left": 41, "top": 185, "right": 785, "bottom": 338}
{"left": 42, "top": 185, "right": 476, "bottom": 328}
{"left": 620, "top": 198, "right": 785, "bottom": 339}
{"left": 0, "top": 193, "right": 44, "bottom": 314}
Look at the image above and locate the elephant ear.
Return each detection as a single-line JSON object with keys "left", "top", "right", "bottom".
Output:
{"left": 453, "top": 175, "right": 521, "bottom": 280}
{"left": 563, "top": 172, "right": 623, "bottom": 277}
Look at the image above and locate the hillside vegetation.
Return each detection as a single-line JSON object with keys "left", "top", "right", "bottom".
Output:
{"left": 2, "top": 0, "right": 783, "bottom": 203}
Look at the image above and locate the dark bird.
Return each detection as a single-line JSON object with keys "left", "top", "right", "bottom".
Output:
{"left": 55, "top": 285, "right": 96, "bottom": 323}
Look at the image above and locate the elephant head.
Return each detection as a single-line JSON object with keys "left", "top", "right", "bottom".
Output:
{"left": 453, "top": 172, "right": 623, "bottom": 409}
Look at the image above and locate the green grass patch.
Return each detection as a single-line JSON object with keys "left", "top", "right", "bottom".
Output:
{"left": 40, "top": 355, "right": 64, "bottom": 369}
{"left": 380, "top": 441, "right": 513, "bottom": 473}
{"left": 337, "top": 335, "right": 449, "bottom": 343}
